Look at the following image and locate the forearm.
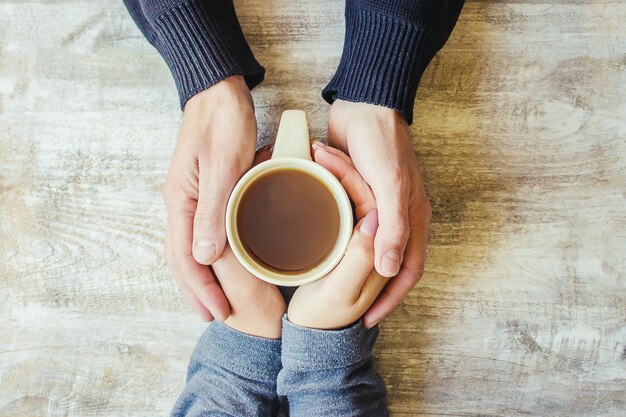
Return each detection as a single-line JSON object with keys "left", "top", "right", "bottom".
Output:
{"left": 123, "top": 0, "right": 264, "bottom": 109}
{"left": 277, "top": 317, "right": 388, "bottom": 417}
{"left": 323, "top": 0, "right": 465, "bottom": 123}
{"left": 171, "top": 321, "right": 281, "bottom": 417}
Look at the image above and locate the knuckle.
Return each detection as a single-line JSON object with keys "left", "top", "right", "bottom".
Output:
{"left": 394, "top": 168, "right": 411, "bottom": 188}
{"left": 417, "top": 261, "right": 426, "bottom": 278}
{"left": 407, "top": 262, "right": 426, "bottom": 285}
{"left": 377, "top": 168, "right": 406, "bottom": 192}
{"left": 193, "top": 207, "right": 220, "bottom": 229}
{"left": 388, "top": 219, "right": 410, "bottom": 246}
{"left": 411, "top": 198, "right": 432, "bottom": 226}
{"left": 162, "top": 180, "right": 189, "bottom": 210}
{"left": 421, "top": 199, "right": 432, "bottom": 223}
{"left": 196, "top": 141, "right": 213, "bottom": 160}
{"left": 349, "top": 239, "right": 375, "bottom": 265}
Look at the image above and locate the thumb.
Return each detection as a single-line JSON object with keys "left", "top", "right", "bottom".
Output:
{"left": 192, "top": 161, "right": 240, "bottom": 265}
{"left": 323, "top": 209, "right": 378, "bottom": 300}
{"left": 370, "top": 178, "right": 410, "bottom": 277}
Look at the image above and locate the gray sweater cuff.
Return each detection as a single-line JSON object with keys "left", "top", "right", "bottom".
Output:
{"left": 280, "top": 316, "right": 379, "bottom": 371}
{"left": 193, "top": 321, "right": 281, "bottom": 381}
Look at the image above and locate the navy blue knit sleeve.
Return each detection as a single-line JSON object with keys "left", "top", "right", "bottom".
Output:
{"left": 123, "top": 0, "right": 264, "bottom": 109}
{"left": 323, "top": 0, "right": 465, "bottom": 124}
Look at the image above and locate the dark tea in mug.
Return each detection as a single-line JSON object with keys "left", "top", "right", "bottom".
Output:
{"left": 236, "top": 169, "right": 341, "bottom": 273}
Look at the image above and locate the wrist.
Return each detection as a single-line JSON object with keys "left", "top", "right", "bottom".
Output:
{"left": 333, "top": 99, "right": 405, "bottom": 124}
{"left": 224, "top": 312, "right": 283, "bottom": 339}
{"left": 329, "top": 99, "right": 409, "bottom": 149}
{"left": 185, "top": 75, "right": 253, "bottom": 113}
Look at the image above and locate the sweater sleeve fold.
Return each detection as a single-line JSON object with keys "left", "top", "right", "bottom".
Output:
{"left": 323, "top": 0, "right": 464, "bottom": 123}
{"left": 123, "top": 0, "right": 264, "bottom": 109}
{"left": 277, "top": 317, "right": 388, "bottom": 417}
{"left": 170, "top": 321, "right": 282, "bottom": 417}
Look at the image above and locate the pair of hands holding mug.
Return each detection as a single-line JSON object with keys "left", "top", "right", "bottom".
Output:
{"left": 215, "top": 145, "right": 388, "bottom": 337}
{"left": 163, "top": 76, "right": 432, "bottom": 329}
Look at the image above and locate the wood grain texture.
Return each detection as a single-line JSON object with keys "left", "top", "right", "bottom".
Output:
{"left": 1, "top": 0, "right": 625, "bottom": 416}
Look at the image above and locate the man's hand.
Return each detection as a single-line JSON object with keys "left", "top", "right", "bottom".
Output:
{"left": 163, "top": 76, "right": 256, "bottom": 322}
{"left": 327, "top": 100, "right": 432, "bottom": 328}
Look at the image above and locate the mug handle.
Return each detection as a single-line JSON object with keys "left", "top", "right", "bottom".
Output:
{"left": 271, "top": 110, "right": 311, "bottom": 160}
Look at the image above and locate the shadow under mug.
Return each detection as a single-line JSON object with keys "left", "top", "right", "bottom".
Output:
{"left": 225, "top": 110, "right": 353, "bottom": 286}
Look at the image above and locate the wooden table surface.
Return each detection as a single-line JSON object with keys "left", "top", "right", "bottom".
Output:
{"left": 1, "top": 1, "right": 624, "bottom": 416}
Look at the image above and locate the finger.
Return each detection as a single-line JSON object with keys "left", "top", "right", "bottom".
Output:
{"left": 166, "top": 227, "right": 214, "bottom": 321}
{"left": 356, "top": 271, "right": 391, "bottom": 312}
{"left": 312, "top": 141, "right": 353, "bottom": 166}
{"left": 313, "top": 146, "right": 376, "bottom": 218}
{"left": 323, "top": 209, "right": 378, "bottom": 300}
{"left": 192, "top": 157, "right": 240, "bottom": 265}
{"left": 363, "top": 207, "right": 429, "bottom": 328}
{"left": 181, "top": 257, "right": 231, "bottom": 321}
{"left": 168, "top": 209, "right": 231, "bottom": 320}
{"left": 370, "top": 174, "right": 411, "bottom": 277}
{"left": 211, "top": 244, "right": 257, "bottom": 296}
{"left": 176, "top": 276, "right": 215, "bottom": 322}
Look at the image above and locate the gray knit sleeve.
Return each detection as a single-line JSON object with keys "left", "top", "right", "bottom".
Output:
{"left": 170, "top": 321, "right": 281, "bottom": 417}
{"left": 277, "top": 316, "right": 389, "bottom": 417}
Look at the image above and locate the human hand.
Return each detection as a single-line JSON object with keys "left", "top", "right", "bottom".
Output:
{"left": 213, "top": 245, "right": 286, "bottom": 339}
{"left": 327, "top": 100, "right": 432, "bottom": 328}
{"left": 212, "top": 147, "right": 285, "bottom": 338}
{"left": 163, "top": 76, "right": 256, "bottom": 322}
{"left": 287, "top": 145, "right": 390, "bottom": 330}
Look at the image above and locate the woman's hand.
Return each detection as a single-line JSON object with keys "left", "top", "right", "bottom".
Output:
{"left": 212, "top": 244, "right": 286, "bottom": 339}
{"left": 210, "top": 147, "right": 285, "bottom": 339}
{"left": 288, "top": 144, "right": 390, "bottom": 330}
{"left": 163, "top": 76, "right": 256, "bottom": 322}
{"left": 327, "top": 100, "right": 432, "bottom": 328}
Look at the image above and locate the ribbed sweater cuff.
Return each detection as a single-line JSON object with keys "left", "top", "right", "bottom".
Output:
{"left": 193, "top": 321, "right": 282, "bottom": 381}
{"left": 148, "top": 0, "right": 264, "bottom": 109}
{"left": 281, "top": 316, "right": 379, "bottom": 371}
{"left": 323, "top": 1, "right": 445, "bottom": 124}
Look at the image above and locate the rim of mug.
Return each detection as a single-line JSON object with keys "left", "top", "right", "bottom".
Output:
{"left": 226, "top": 157, "right": 353, "bottom": 287}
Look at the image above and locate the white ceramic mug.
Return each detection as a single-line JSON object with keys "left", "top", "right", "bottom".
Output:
{"left": 225, "top": 110, "right": 353, "bottom": 286}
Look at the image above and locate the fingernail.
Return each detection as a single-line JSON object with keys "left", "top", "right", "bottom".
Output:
{"left": 311, "top": 140, "right": 326, "bottom": 150}
{"left": 194, "top": 240, "right": 216, "bottom": 263}
{"left": 365, "top": 319, "right": 380, "bottom": 329}
{"left": 359, "top": 210, "right": 378, "bottom": 236}
{"left": 382, "top": 251, "right": 401, "bottom": 276}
